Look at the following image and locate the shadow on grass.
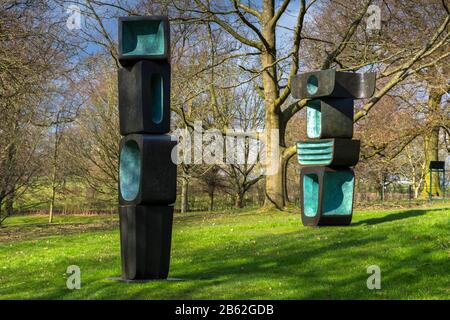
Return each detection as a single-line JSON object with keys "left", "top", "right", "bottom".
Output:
{"left": 0, "top": 220, "right": 118, "bottom": 243}
{"left": 351, "top": 208, "right": 443, "bottom": 226}
{"left": 2, "top": 208, "right": 449, "bottom": 299}
{"left": 168, "top": 227, "right": 449, "bottom": 299}
{"left": 0, "top": 228, "right": 387, "bottom": 299}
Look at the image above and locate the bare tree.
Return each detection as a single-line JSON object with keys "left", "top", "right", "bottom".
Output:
{"left": 0, "top": 0, "right": 80, "bottom": 223}
{"left": 67, "top": 59, "right": 121, "bottom": 204}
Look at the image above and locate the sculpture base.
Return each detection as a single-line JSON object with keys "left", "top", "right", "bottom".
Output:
{"left": 119, "top": 205, "right": 174, "bottom": 280}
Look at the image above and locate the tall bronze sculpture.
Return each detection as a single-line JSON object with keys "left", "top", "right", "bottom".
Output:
{"left": 292, "top": 70, "right": 376, "bottom": 226}
{"left": 117, "top": 16, "right": 176, "bottom": 280}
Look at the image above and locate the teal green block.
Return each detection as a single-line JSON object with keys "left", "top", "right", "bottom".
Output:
{"left": 297, "top": 140, "right": 333, "bottom": 165}
{"left": 300, "top": 167, "right": 354, "bottom": 226}
{"left": 122, "top": 20, "right": 165, "bottom": 56}
{"left": 118, "top": 16, "right": 170, "bottom": 65}
{"left": 322, "top": 171, "right": 354, "bottom": 216}
{"left": 119, "top": 140, "right": 141, "bottom": 201}
{"left": 306, "top": 100, "right": 321, "bottom": 138}
{"left": 303, "top": 174, "right": 319, "bottom": 217}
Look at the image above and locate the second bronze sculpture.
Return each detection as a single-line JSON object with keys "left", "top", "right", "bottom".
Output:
{"left": 292, "top": 70, "right": 376, "bottom": 226}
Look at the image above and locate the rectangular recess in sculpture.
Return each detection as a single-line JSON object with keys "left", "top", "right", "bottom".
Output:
{"left": 118, "top": 16, "right": 170, "bottom": 65}
{"left": 119, "top": 205, "right": 173, "bottom": 280}
{"left": 150, "top": 74, "right": 163, "bottom": 124}
{"left": 118, "top": 61, "right": 170, "bottom": 134}
{"left": 300, "top": 166, "right": 354, "bottom": 226}
{"left": 303, "top": 174, "right": 319, "bottom": 217}
{"left": 119, "top": 134, "right": 177, "bottom": 205}
{"left": 306, "top": 98, "right": 354, "bottom": 139}
{"left": 306, "top": 100, "right": 322, "bottom": 138}
{"left": 297, "top": 139, "right": 360, "bottom": 167}
{"left": 322, "top": 171, "right": 354, "bottom": 216}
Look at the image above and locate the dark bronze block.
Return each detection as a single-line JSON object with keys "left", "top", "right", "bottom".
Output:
{"left": 118, "top": 61, "right": 170, "bottom": 135}
{"left": 119, "top": 205, "right": 173, "bottom": 280}
{"left": 300, "top": 166, "right": 354, "bottom": 226}
{"left": 296, "top": 139, "right": 360, "bottom": 167}
{"left": 119, "top": 134, "right": 177, "bottom": 205}
{"left": 118, "top": 16, "right": 170, "bottom": 65}
{"left": 305, "top": 98, "right": 354, "bottom": 139}
{"left": 291, "top": 69, "right": 376, "bottom": 99}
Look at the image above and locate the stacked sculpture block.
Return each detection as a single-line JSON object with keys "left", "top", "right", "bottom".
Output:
{"left": 292, "top": 70, "right": 375, "bottom": 226}
{"left": 117, "top": 16, "right": 177, "bottom": 280}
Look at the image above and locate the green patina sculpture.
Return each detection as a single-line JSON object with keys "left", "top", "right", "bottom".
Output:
{"left": 292, "top": 70, "right": 376, "bottom": 226}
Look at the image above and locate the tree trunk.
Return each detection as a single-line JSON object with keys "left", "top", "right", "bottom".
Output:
{"left": 49, "top": 124, "right": 59, "bottom": 224}
{"left": 235, "top": 192, "right": 244, "bottom": 208}
{"left": 421, "top": 89, "right": 443, "bottom": 198}
{"left": 380, "top": 174, "right": 385, "bottom": 202}
{"left": 1, "top": 140, "right": 17, "bottom": 220}
{"left": 209, "top": 191, "right": 214, "bottom": 211}
{"left": 0, "top": 195, "right": 5, "bottom": 225}
{"left": 414, "top": 185, "right": 420, "bottom": 199}
{"left": 261, "top": 0, "right": 284, "bottom": 210}
{"left": 49, "top": 178, "right": 56, "bottom": 223}
{"left": 181, "top": 176, "right": 189, "bottom": 213}
{"left": 422, "top": 127, "right": 442, "bottom": 197}
{"left": 263, "top": 115, "right": 284, "bottom": 209}
{"left": 411, "top": 172, "right": 420, "bottom": 199}
{"left": 6, "top": 191, "right": 14, "bottom": 216}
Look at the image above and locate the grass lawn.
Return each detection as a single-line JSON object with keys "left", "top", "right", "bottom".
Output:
{"left": 0, "top": 205, "right": 449, "bottom": 299}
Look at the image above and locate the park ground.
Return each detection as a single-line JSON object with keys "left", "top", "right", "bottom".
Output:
{"left": 0, "top": 204, "right": 449, "bottom": 299}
